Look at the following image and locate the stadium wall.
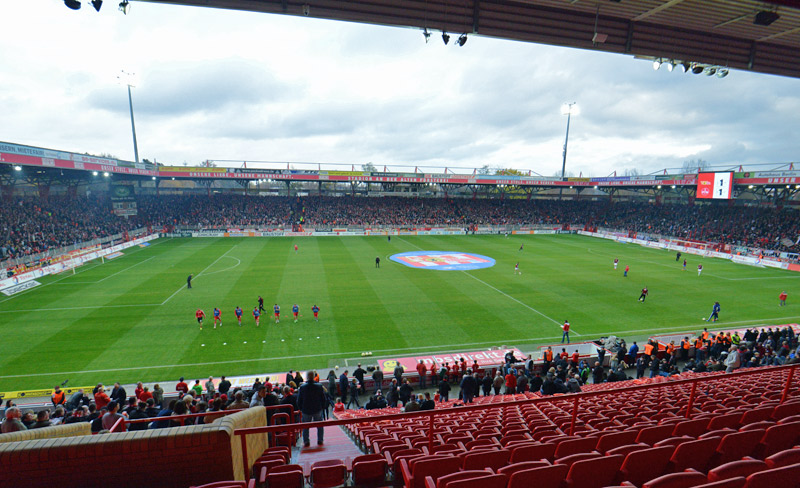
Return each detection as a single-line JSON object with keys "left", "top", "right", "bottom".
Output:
{"left": 0, "top": 406, "right": 268, "bottom": 488}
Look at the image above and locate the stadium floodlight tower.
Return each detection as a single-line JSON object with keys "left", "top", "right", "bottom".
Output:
{"left": 560, "top": 102, "right": 579, "bottom": 181}
{"left": 118, "top": 70, "right": 140, "bottom": 163}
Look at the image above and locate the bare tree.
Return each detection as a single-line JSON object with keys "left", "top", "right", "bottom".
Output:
{"left": 682, "top": 159, "right": 709, "bottom": 173}
{"left": 624, "top": 168, "right": 641, "bottom": 176}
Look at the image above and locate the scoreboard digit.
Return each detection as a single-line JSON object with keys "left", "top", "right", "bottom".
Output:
{"left": 697, "top": 172, "right": 733, "bottom": 200}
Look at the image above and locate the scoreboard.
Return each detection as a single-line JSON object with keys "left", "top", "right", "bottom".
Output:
{"left": 697, "top": 172, "right": 733, "bottom": 200}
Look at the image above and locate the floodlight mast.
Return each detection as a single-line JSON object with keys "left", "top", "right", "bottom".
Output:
{"left": 119, "top": 71, "right": 139, "bottom": 164}
{"left": 560, "top": 102, "right": 578, "bottom": 181}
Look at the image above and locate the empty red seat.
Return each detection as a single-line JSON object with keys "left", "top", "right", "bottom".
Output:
{"left": 771, "top": 401, "right": 800, "bottom": 421}
{"left": 190, "top": 482, "right": 248, "bottom": 488}
{"left": 497, "top": 460, "right": 551, "bottom": 476}
{"left": 707, "top": 458, "right": 768, "bottom": 482}
{"left": 672, "top": 418, "right": 710, "bottom": 438}
{"left": 509, "top": 442, "right": 556, "bottom": 462}
{"left": 263, "top": 465, "right": 304, "bottom": 488}
{"left": 616, "top": 445, "right": 675, "bottom": 487}
{"left": 668, "top": 436, "right": 721, "bottom": 472}
{"left": 743, "top": 462, "right": 800, "bottom": 488}
{"left": 400, "top": 455, "right": 461, "bottom": 488}
{"left": 554, "top": 437, "right": 599, "bottom": 458}
{"left": 740, "top": 408, "right": 774, "bottom": 425}
{"left": 642, "top": 470, "right": 708, "bottom": 488}
{"left": 713, "top": 429, "right": 766, "bottom": 465}
{"left": 459, "top": 448, "right": 510, "bottom": 471}
{"left": 555, "top": 451, "right": 602, "bottom": 467}
{"left": 694, "top": 478, "right": 746, "bottom": 488}
{"left": 352, "top": 456, "right": 388, "bottom": 488}
{"left": 764, "top": 447, "right": 800, "bottom": 468}
{"left": 424, "top": 471, "right": 507, "bottom": 488}
{"left": 563, "top": 454, "right": 624, "bottom": 488}
{"left": 707, "top": 413, "right": 742, "bottom": 431}
{"left": 606, "top": 443, "right": 649, "bottom": 457}
{"left": 752, "top": 421, "right": 800, "bottom": 458}
{"left": 595, "top": 431, "right": 638, "bottom": 454}
{"left": 636, "top": 424, "right": 676, "bottom": 445}
{"left": 506, "top": 464, "right": 568, "bottom": 488}
{"left": 310, "top": 459, "right": 346, "bottom": 488}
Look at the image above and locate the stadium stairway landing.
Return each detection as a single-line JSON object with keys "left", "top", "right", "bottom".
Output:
{"left": 295, "top": 424, "right": 363, "bottom": 466}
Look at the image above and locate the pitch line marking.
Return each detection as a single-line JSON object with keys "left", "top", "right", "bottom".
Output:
{"left": 396, "top": 236, "right": 578, "bottom": 336}
{"left": 203, "top": 256, "right": 241, "bottom": 276}
{"left": 7, "top": 315, "right": 795, "bottom": 380}
{"left": 160, "top": 243, "right": 239, "bottom": 306}
{"left": 0, "top": 303, "right": 162, "bottom": 314}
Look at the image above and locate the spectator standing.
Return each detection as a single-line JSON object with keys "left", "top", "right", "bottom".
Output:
{"left": 297, "top": 371, "right": 326, "bottom": 447}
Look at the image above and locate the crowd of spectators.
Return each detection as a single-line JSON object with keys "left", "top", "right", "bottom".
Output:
{"left": 4, "top": 194, "right": 800, "bottom": 265}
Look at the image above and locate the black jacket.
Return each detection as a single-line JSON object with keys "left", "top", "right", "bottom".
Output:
{"left": 297, "top": 381, "right": 326, "bottom": 414}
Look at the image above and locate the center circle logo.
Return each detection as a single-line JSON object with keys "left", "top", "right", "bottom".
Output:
{"left": 389, "top": 251, "right": 496, "bottom": 271}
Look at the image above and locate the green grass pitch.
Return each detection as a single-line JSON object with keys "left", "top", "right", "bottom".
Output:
{"left": 1, "top": 234, "right": 799, "bottom": 391}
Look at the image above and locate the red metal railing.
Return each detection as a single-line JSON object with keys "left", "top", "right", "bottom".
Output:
{"left": 233, "top": 363, "right": 800, "bottom": 482}
{"left": 107, "top": 407, "right": 248, "bottom": 433}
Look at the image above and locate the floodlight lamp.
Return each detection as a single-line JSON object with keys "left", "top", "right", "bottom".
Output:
{"left": 92, "top": 171, "right": 99, "bottom": 176}
{"left": 716, "top": 68, "right": 729, "bottom": 78}
{"left": 561, "top": 103, "right": 580, "bottom": 116}
{"left": 457, "top": 33, "right": 467, "bottom": 46}
{"left": 118, "top": 0, "right": 130, "bottom": 14}
{"left": 666, "top": 61, "right": 675, "bottom": 72}
{"left": 704, "top": 67, "right": 717, "bottom": 76}
{"left": 91, "top": 0, "right": 103, "bottom": 12}
{"left": 653, "top": 58, "right": 662, "bottom": 70}
{"left": 152, "top": 176, "right": 156, "bottom": 180}
{"left": 103, "top": 172, "right": 110, "bottom": 177}
{"left": 423, "top": 28, "right": 431, "bottom": 43}
{"left": 671, "top": 185, "right": 676, "bottom": 189}
{"left": 691, "top": 65, "right": 704, "bottom": 75}
{"left": 64, "top": 0, "right": 82, "bottom": 10}
{"left": 657, "top": 185, "right": 662, "bottom": 189}
{"left": 754, "top": 10, "right": 780, "bottom": 26}
{"left": 748, "top": 185, "right": 754, "bottom": 189}
{"left": 442, "top": 31, "right": 450, "bottom": 45}
{"left": 678, "top": 62, "right": 690, "bottom": 73}
{"left": 171, "top": 177, "right": 175, "bottom": 181}
{"left": 13, "top": 165, "right": 22, "bottom": 171}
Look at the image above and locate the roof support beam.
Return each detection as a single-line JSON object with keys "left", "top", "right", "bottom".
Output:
{"left": 472, "top": 0, "right": 480, "bottom": 34}
{"left": 632, "top": 0, "right": 686, "bottom": 22}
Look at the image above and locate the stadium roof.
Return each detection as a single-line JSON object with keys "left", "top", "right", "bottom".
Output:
{"left": 139, "top": 0, "right": 800, "bottom": 79}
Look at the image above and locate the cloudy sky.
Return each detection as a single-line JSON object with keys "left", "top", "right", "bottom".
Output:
{"left": 0, "top": 1, "right": 798, "bottom": 177}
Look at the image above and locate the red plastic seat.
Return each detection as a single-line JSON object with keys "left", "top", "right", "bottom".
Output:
{"left": 672, "top": 418, "right": 710, "bottom": 438}
{"left": 562, "top": 454, "right": 624, "bottom": 488}
{"left": 596, "top": 431, "right": 638, "bottom": 454}
{"left": 636, "top": 424, "right": 676, "bottom": 445}
{"left": 554, "top": 437, "right": 599, "bottom": 458}
{"left": 190, "top": 483, "right": 248, "bottom": 488}
{"left": 752, "top": 421, "right": 800, "bottom": 458}
{"left": 740, "top": 408, "right": 774, "bottom": 425}
{"left": 606, "top": 443, "right": 650, "bottom": 457}
{"left": 400, "top": 455, "right": 461, "bottom": 488}
{"left": 739, "top": 421, "right": 774, "bottom": 432}
{"left": 771, "top": 401, "right": 800, "bottom": 421}
{"left": 642, "top": 470, "right": 708, "bottom": 488}
{"left": 386, "top": 448, "right": 424, "bottom": 475}
{"left": 707, "top": 413, "right": 743, "bottom": 431}
{"left": 352, "top": 457, "right": 388, "bottom": 488}
{"left": 509, "top": 442, "right": 556, "bottom": 462}
{"left": 713, "top": 430, "right": 766, "bottom": 465}
{"left": 615, "top": 445, "right": 675, "bottom": 487}
{"left": 263, "top": 465, "right": 304, "bottom": 488}
{"left": 261, "top": 446, "right": 291, "bottom": 463}
{"left": 554, "top": 451, "right": 602, "bottom": 467}
{"left": 507, "top": 464, "right": 568, "bottom": 488}
{"left": 424, "top": 471, "right": 507, "bottom": 488}
{"left": 742, "top": 462, "right": 800, "bottom": 488}
{"left": 708, "top": 458, "right": 768, "bottom": 482}
{"left": 654, "top": 436, "right": 694, "bottom": 448}
{"left": 764, "top": 447, "right": 800, "bottom": 468}
{"left": 458, "top": 448, "right": 510, "bottom": 471}
{"left": 694, "top": 478, "right": 746, "bottom": 488}
{"left": 310, "top": 459, "right": 346, "bottom": 488}
{"left": 668, "top": 436, "right": 721, "bottom": 472}
{"left": 497, "top": 460, "right": 551, "bottom": 476}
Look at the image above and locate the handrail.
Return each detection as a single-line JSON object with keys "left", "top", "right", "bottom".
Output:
{"left": 232, "top": 363, "right": 800, "bottom": 482}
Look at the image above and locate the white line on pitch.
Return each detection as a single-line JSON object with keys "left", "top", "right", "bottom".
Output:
{"left": 95, "top": 256, "right": 155, "bottom": 283}
{"left": 203, "top": 256, "right": 242, "bottom": 276}
{"left": 397, "top": 236, "right": 578, "bottom": 335}
{"left": 159, "top": 243, "right": 239, "bottom": 306}
{"left": 0, "top": 303, "right": 162, "bottom": 314}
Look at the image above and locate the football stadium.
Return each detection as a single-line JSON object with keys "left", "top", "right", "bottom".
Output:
{"left": 2, "top": 1, "right": 800, "bottom": 488}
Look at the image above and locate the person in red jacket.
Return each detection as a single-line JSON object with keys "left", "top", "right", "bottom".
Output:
{"left": 94, "top": 385, "right": 111, "bottom": 410}
{"left": 176, "top": 377, "right": 189, "bottom": 395}
{"left": 416, "top": 360, "right": 427, "bottom": 389}
{"left": 780, "top": 291, "right": 788, "bottom": 306}
{"left": 195, "top": 309, "right": 205, "bottom": 329}
{"left": 504, "top": 371, "right": 517, "bottom": 395}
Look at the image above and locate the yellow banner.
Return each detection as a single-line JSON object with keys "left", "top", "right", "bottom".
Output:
{"left": 325, "top": 171, "right": 368, "bottom": 176}
{"left": 0, "top": 386, "right": 94, "bottom": 400}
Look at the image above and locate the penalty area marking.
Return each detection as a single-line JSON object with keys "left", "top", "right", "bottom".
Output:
{"left": 202, "top": 256, "right": 242, "bottom": 276}
{"left": 160, "top": 243, "right": 240, "bottom": 306}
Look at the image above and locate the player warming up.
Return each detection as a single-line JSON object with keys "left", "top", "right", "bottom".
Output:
{"left": 235, "top": 306, "right": 243, "bottom": 326}
{"left": 187, "top": 274, "right": 193, "bottom": 289}
{"left": 780, "top": 291, "right": 788, "bottom": 306}
{"left": 624, "top": 265, "right": 629, "bottom": 277}
{"left": 519, "top": 243, "right": 524, "bottom": 252}
{"left": 294, "top": 244, "right": 298, "bottom": 254}
{"left": 293, "top": 304, "right": 300, "bottom": 323}
{"left": 253, "top": 307, "right": 260, "bottom": 327}
{"left": 697, "top": 264, "right": 703, "bottom": 276}
{"left": 195, "top": 309, "right": 205, "bottom": 329}
{"left": 704, "top": 301, "right": 721, "bottom": 322}
{"left": 514, "top": 262, "right": 520, "bottom": 275}
{"left": 312, "top": 304, "right": 320, "bottom": 321}
{"left": 258, "top": 296, "right": 264, "bottom": 312}
{"left": 613, "top": 258, "right": 618, "bottom": 270}
{"left": 683, "top": 259, "right": 687, "bottom": 270}
{"left": 638, "top": 287, "right": 648, "bottom": 302}
{"left": 213, "top": 307, "right": 222, "bottom": 329}
{"left": 274, "top": 304, "right": 281, "bottom": 323}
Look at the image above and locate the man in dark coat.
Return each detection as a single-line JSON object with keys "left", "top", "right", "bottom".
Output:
{"left": 297, "top": 371, "right": 326, "bottom": 447}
